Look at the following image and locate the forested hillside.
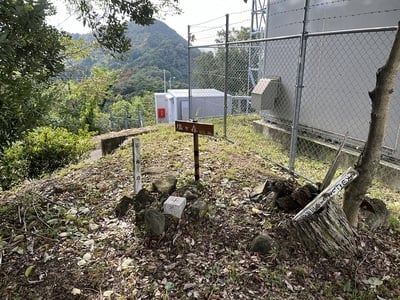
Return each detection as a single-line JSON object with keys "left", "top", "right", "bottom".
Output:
{"left": 70, "top": 20, "right": 197, "bottom": 98}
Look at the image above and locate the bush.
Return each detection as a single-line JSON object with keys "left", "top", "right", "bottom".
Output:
{"left": 0, "top": 127, "right": 94, "bottom": 190}
{"left": 0, "top": 143, "right": 29, "bottom": 191}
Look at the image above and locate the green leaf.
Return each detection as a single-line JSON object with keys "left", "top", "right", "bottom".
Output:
{"left": 343, "top": 280, "right": 352, "bottom": 292}
{"left": 165, "top": 281, "right": 174, "bottom": 292}
{"left": 24, "top": 265, "right": 35, "bottom": 277}
{"left": 362, "top": 277, "right": 383, "bottom": 287}
{"left": 12, "top": 246, "right": 24, "bottom": 255}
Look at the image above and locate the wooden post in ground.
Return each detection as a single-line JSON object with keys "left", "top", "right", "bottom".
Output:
{"left": 132, "top": 138, "right": 142, "bottom": 193}
{"left": 175, "top": 120, "right": 214, "bottom": 181}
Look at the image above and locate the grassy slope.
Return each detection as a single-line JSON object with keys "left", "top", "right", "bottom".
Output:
{"left": 0, "top": 122, "right": 399, "bottom": 299}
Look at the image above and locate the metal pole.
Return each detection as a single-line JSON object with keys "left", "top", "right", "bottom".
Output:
{"left": 188, "top": 25, "right": 193, "bottom": 120}
{"left": 163, "top": 69, "right": 166, "bottom": 92}
{"left": 138, "top": 110, "right": 143, "bottom": 128}
{"left": 223, "top": 14, "right": 229, "bottom": 138}
{"left": 288, "top": 0, "right": 309, "bottom": 171}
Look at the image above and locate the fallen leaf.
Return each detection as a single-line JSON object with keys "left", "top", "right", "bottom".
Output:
{"left": 83, "top": 253, "right": 92, "bottom": 261}
{"left": 121, "top": 258, "right": 134, "bottom": 270}
{"left": 24, "top": 265, "right": 35, "bottom": 277}
{"left": 71, "top": 288, "right": 81, "bottom": 295}
{"left": 103, "top": 290, "right": 113, "bottom": 297}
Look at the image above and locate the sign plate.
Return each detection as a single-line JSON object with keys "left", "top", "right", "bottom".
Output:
{"left": 175, "top": 120, "right": 214, "bottom": 136}
{"left": 293, "top": 167, "right": 359, "bottom": 221}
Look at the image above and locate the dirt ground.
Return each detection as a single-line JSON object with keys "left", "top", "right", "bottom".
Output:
{"left": 1, "top": 126, "right": 399, "bottom": 299}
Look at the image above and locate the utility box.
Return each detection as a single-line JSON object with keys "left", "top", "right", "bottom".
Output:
{"left": 251, "top": 77, "right": 281, "bottom": 111}
{"left": 157, "top": 108, "right": 166, "bottom": 118}
{"left": 163, "top": 196, "right": 187, "bottom": 218}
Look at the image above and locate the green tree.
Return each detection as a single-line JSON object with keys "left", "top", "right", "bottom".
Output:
{"left": 0, "top": 0, "right": 66, "bottom": 150}
{"left": 132, "top": 91, "right": 155, "bottom": 126}
{"left": 111, "top": 99, "right": 134, "bottom": 130}
{"left": 192, "top": 27, "right": 251, "bottom": 96}
{"left": 47, "top": 67, "right": 119, "bottom": 133}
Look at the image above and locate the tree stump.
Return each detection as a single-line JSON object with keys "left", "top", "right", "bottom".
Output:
{"left": 287, "top": 200, "right": 356, "bottom": 257}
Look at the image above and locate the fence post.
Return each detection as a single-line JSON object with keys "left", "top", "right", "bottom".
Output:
{"left": 289, "top": 0, "right": 310, "bottom": 171}
{"left": 223, "top": 14, "right": 229, "bottom": 138}
{"left": 188, "top": 25, "right": 193, "bottom": 120}
{"left": 138, "top": 110, "right": 143, "bottom": 128}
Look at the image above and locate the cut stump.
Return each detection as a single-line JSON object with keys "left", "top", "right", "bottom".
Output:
{"left": 287, "top": 200, "right": 356, "bottom": 257}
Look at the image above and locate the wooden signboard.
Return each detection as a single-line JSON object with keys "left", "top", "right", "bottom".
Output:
{"left": 175, "top": 120, "right": 214, "bottom": 181}
{"left": 175, "top": 120, "right": 214, "bottom": 136}
{"left": 293, "top": 167, "right": 359, "bottom": 221}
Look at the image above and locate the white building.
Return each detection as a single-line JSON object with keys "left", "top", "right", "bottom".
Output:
{"left": 155, "top": 89, "right": 232, "bottom": 123}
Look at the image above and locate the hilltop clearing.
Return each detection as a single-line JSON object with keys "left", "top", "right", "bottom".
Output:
{"left": 1, "top": 124, "right": 399, "bottom": 299}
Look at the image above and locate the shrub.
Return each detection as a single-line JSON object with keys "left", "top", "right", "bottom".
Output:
{"left": 0, "top": 143, "right": 29, "bottom": 191}
{"left": 0, "top": 127, "right": 94, "bottom": 190}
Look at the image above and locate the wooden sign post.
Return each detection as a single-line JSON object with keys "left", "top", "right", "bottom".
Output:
{"left": 132, "top": 138, "right": 142, "bottom": 193}
{"left": 175, "top": 120, "right": 214, "bottom": 181}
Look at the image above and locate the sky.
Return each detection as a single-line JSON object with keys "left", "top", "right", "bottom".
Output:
{"left": 47, "top": 0, "right": 252, "bottom": 41}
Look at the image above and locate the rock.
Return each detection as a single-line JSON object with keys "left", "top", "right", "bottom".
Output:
{"left": 143, "top": 167, "right": 167, "bottom": 175}
{"left": 250, "top": 233, "right": 274, "bottom": 255}
{"left": 190, "top": 200, "right": 208, "bottom": 220}
{"left": 249, "top": 182, "right": 267, "bottom": 201}
{"left": 263, "top": 191, "right": 278, "bottom": 208}
{"left": 163, "top": 196, "right": 187, "bottom": 218}
{"left": 183, "top": 190, "right": 198, "bottom": 201}
{"left": 115, "top": 196, "right": 134, "bottom": 218}
{"left": 134, "top": 189, "right": 155, "bottom": 212}
{"left": 152, "top": 175, "right": 178, "bottom": 194}
{"left": 292, "top": 184, "right": 319, "bottom": 208}
{"left": 271, "top": 179, "right": 297, "bottom": 197}
{"left": 136, "top": 208, "right": 165, "bottom": 236}
{"left": 361, "top": 198, "right": 390, "bottom": 230}
{"left": 275, "top": 195, "right": 301, "bottom": 212}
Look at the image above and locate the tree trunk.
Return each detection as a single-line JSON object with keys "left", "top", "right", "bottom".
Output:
{"left": 288, "top": 200, "right": 356, "bottom": 257}
{"left": 343, "top": 22, "right": 400, "bottom": 227}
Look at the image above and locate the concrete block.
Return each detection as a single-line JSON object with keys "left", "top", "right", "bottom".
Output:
{"left": 163, "top": 196, "right": 187, "bottom": 218}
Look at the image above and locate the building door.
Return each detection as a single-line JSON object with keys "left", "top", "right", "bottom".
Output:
{"left": 181, "top": 100, "right": 189, "bottom": 120}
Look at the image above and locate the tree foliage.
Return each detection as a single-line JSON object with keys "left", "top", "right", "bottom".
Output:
{"left": 193, "top": 27, "right": 251, "bottom": 96}
{"left": 0, "top": 126, "right": 93, "bottom": 190}
{"left": 0, "top": 0, "right": 67, "bottom": 150}
{"left": 47, "top": 67, "right": 119, "bottom": 133}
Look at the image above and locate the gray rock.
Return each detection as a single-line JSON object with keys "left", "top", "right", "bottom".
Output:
{"left": 190, "top": 200, "right": 208, "bottom": 219}
{"left": 249, "top": 182, "right": 266, "bottom": 201}
{"left": 275, "top": 195, "right": 301, "bottom": 212}
{"left": 183, "top": 190, "right": 196, "bottom": 201}
{"left": 152, "top": 175, "right": 178, "bottom": 194}
{"left": 115, "top": 196, "right": 134, "bottom": 218}
{"left": 362, "top": 198, "right": 390, "bottom": 230}
{"left": 134, "top": 188, "right": 155, "bottom": 212}
{"left": 250, "top": 233, "right": 274, "bottom": 255}
{"left": 136, "top": 208, "right": 165, "bottom": 236}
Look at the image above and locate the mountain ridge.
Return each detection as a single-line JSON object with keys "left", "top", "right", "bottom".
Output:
{"left": 69, "top": 20, "right": 198, "bottom": 97}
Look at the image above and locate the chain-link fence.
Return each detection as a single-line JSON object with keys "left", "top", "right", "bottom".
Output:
{"left": 188, "top": 3, "right": 400, "bottom": 190}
